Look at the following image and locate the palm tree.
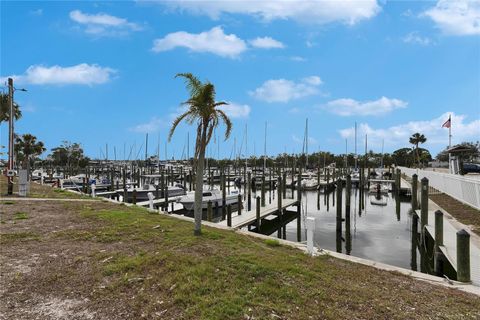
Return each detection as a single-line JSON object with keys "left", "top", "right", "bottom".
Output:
{"left": 0, "top": 93, "right": 22, "bottom": 124}
{"left": 15, "top": 134, "right": 46, "bottom": 179}
{"left": 169, "top": 73, "right": 232, "bottom": 236}
{"left": 409, "top": 133, "right": 427, "bottom": 167}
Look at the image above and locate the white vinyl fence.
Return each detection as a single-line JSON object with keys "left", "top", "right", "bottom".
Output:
{"left": 399, "top": 166, "right": 480, "bottom": 210}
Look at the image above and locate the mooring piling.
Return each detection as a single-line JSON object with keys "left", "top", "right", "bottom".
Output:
{"left": 457, "top": 229, "right": 471, "bottom": 283}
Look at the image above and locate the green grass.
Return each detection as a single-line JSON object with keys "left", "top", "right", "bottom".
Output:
{"left": 264, "top": 239, "right": 281, "bottom": 247}
{"left": 1, "top": 201, "right": 15, "bottom": 205}
{"left": 2, "top": 200, "right": 480, "bottom": 320}
{"left": 14, "top": 212, "right": 28, "bottom": 220}
{"left": 0, "top": 232, "right": 40, "bottom": 244}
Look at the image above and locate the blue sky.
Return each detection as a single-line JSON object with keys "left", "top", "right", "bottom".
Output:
{"left": 1, "top": 0, "right": 479, "bottom": 160}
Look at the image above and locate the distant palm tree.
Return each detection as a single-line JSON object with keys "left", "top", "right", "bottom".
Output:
{"left": 169, "top": 73, "right": 232, "bottom": 235}
{"left": 409, "top": 133, "right": 427, "bottom": 167}
{"left": 15, "top": 134, "right": 46, "bottom": 179}
{"left": 0, "top": 93, "right": 22, "bottom": 124}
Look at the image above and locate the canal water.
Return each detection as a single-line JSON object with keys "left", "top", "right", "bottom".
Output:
{"left": 283, "top": 188, "right": 419, "bottom": 271}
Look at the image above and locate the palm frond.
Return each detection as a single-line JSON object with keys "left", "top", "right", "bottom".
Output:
{"left": 168, "top": 110, "right": 193, "bottom": 141}
{"left": 175, "top": 73, "right": 202, "bottom": 97}
{"left": 216, "top": 108, "right": 232, "bottom": 140}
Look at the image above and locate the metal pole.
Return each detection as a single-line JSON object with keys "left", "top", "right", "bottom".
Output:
{"left": 7, "top": 78, "right": 14, "bottom": 195}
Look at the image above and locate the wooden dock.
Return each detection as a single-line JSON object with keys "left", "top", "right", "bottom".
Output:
{"left": 219, "top": 198, "right": 299, "bottom": 229}
{"left": 418, "top": 209, "right": 480, "bottom": 286}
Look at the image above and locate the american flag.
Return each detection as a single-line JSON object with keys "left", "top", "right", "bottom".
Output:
{"left": 442, "top": 116, "right": 451, "bottom": 128}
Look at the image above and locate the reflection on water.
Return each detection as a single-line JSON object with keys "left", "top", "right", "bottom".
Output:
{"left": 280, "top": 188, "right": 418, "bottom": 270}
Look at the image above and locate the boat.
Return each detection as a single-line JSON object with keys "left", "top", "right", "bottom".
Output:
{"left": 178, "top": 189, "right": 241, "bottom": 211}
{"left": 370, "top": 195, "right": 388, "bottom": 206}
{"left": 368, "top": 183, "right": 389, "bottom": 195}
{"left": 119, "top": 174, "right": 186, "bottom": 202}
{"left": 301, "top": 178, "right": 319, "bottom": 191}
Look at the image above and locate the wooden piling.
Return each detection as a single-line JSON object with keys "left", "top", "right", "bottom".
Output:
{"left": 296, "top": 201, "right": 301, "bottom": 242}
{"left": 227, "top": 204, "right": 232, "bottom": 227}
{"left": 237, "top": 194, "right": 242, "bottom": 215}
{"left": 457, "top": 229, "right": 471, "bottom": 282}
{"left": 207, "top": 200, "right": 213, "bottom": 222}
{"left": 411, "top": 174, "right": 418, "bottom": 209}
{"left": 411, "top": 210, "right": 418, "bottom": 271}
{"left": 256, "top": 196, "right": 261, "bottom": 230}
{"left": 420, "top": 177, "right": 429, "bottom": 230}
{"left": 261, "top": 175, "right": 266, "bottom": 207}
{"left": 277, "top": 176, "right": 282, "bottom": 239}
{"left": 132, "top": 189, "right": 137, "bottom": 205}
{"left": 247, "top": 171, "right": 252, "bottom": 211}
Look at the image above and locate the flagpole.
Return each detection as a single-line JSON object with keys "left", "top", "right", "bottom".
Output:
{"left": 448, "top": 114, "right": 451, "bottom": 149}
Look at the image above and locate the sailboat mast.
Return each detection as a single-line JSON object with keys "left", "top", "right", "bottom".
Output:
{"left": 263, "top": 122, "right": 267, "bottom": 172}
{"left": 306, "top": 118, "right": 309, "bottom": 168}
{"left": 354, "top": 122, "right": 358, "bottom": 170}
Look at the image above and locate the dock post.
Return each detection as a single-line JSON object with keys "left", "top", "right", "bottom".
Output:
{"left": 277, "top": 176, "right": 283, "bottom": 239}
{"left": 306, "top": 217, "right": 315, "bottom": 255}
{"left": 345, "top": 175, "right": 351, "bottom": 215}
{"left": 227, "top": 204, "right": 232, "bottom": 227}
{"left": 256, "top": 196, "right": 261, "bottom": 230}
{"left": 189, "top": 169, "right": 192, "bottom": 191}
{"left": 237, "top": 194, "right": 242, "bottom": 215}
{"left": 434, "top": 210, "right": 444, "bottom": 276}
{"left": 456, "top": 229, "right": 471, "bottom": 282}
{"left": 215, "top": 201, "right": 219, "bottom": 218}
{"left": 297, "top": 201, "right": 301, "bottom": 242}
{"left": 434, "top": 210, "right": 444, "bottom": 248}
{"left": 91, "top": 183, "right": 96, "bottom": 198}
{"left": 336, "top": 178, "right": 343, "bottom": 253}
{"left": 411, "top": 174, "right": 418, "bottom": 209}
{"left": 396, "top": 168, "right": 401, "bottom": 194}
{"left": 247, "top": 172, "right": 252, "bottom": 211}
{"left": 411, "top": 211, "right": 418, "bottom": 271}
{"left": 420, "top": 177, "right": 429, "bottom": 230}
{"left": 261, "top": 175, "right": 266, "bottom": 207}
{"left": 282, "top": 171, "right": 287, "bottom": 199}
{"left": 207, "top": 200, "right": 213, "bottom": 222}
{"left": 148, "top": 192, "right": 154, "bottom": 210}
{"left": 297, "top": 172, "right": 301, "bottom": 202}
{"left": 132, "top": 189, "right": 137, "bottom": 205}
{"left": 222, "top": 174, "right": 226, "bottom": 219}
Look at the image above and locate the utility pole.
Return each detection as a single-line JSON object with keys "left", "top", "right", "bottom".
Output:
{"left": 7, "top": 78, "right": 14, "bottom": 195}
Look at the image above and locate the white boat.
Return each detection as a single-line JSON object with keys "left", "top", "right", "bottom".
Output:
{"left": 178, "top": 189, "right": 241, "bottom": 211}
{"left": 301, "top": 178, "right": 319, "bottom": 191}
{"left": 368, "top": 183, "right": 389, "bottom": 195}
{"left": 370, "top": 195, "right": 388, "bottom": 206}
{"left": 120, "top": 184, "right": 186, "bottom": 202}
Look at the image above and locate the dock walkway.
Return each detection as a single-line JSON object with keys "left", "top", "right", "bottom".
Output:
{"left": 218, "top": 198, "right": 298, "bottom": 229}
{"left": 417, "top": 206, "right": 480, "bottom": 286}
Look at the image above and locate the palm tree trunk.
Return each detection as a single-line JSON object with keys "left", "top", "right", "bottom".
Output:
{"left": 193, "top": 127, "right": 207, "bottom": 236}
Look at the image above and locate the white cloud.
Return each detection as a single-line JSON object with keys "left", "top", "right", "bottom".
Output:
{"left": 325, "top": 96, "right": 407, "bottom": 116}
{"left": 129, "top": 117, "right": 166, "bottom": 133}
{"left": 69, "top": 10, "right": 142, "bottom": 36}
{"left": 163, "top": 0, "right": 381, "bottom": 25}
{"left": 1, "top": 64, "right": 116, "bottom": 86}
{"left": 402, "top": 31, "right": 432, "bottom": 45}
{"left": 424, "top": 0, "right": 480, "bottom": 36}
{"left": 152, "top": 26, "right": 247, "bottom": 58}
{"left": 302, "top": 76, "right": 323, "bottom": 86}
{"left": 220, "top": 102, "right": 251, "bottom": 118}
{"left": 250, "top": 76, "right": 323, "bottom": 103}
{"left": 339, "top": 112, "right": 480, "bottom": 151}
{"left": 290, "top": 56, "right": 306, "bottom": 62}
{"left": 248, "top": 36, "right": 284, "bottom": 49}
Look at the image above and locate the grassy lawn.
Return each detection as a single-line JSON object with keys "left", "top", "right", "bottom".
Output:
{"left": 430, "top": 193, "right": 480, "bottom": 236}
{"left": 0, "top": 175, "right": 91, "bottom": 199}
{"left": 1, "top": 199, "right": 479, "bottom": 319}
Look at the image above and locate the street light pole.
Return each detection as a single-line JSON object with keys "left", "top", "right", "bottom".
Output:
{"left": 7, "top": 78, "right": 14, "bottom": 195}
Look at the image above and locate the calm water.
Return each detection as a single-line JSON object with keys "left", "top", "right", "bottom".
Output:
{"left": 237, "top": 186, "right": 417, "bottom": 271}
{"left": 285, "top": 189, "right": 417, "bottom": 270}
